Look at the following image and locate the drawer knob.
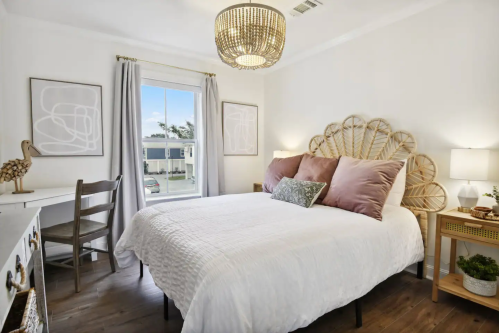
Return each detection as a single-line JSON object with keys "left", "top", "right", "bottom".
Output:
{"left": 30, "top": 231, "right": 40, "bottom": 250}
{"left": 464, "top": 222, "right": 483, "bottom": 229}
{"left": 6, "top": 255, "right": 27, "bottom": 291}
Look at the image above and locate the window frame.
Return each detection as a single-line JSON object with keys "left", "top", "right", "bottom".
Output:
{"left": 141, "top": 78, "right": 201, "bottom": 199}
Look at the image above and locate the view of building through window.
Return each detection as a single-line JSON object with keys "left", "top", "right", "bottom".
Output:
{"left": 141, "top": 81, "right": 199, "bottom": 197}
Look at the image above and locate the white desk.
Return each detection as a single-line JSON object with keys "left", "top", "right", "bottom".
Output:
{"left": 0, "top": 187, "right": 88, "bottom": 210}
{"left": 0, "top": 188, "right": 95, "bottom": 260}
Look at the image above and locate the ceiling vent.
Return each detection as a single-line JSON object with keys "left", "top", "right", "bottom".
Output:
{"left": 289, "top": 0, "right": 323, "bottom": 17}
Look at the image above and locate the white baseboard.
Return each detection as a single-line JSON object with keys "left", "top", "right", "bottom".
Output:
{"left": 405, "top": 264, "right": 449, "bottom": 281}
{"left": 45, "top": 243, "right": 73, "bottom": 260}
{"left": 45, "top": 238, "right": 108, "bottom": 262}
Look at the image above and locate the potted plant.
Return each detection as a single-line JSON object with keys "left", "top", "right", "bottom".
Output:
{"left": 483, "top": 186, "right": 499, "bottom": 214}
{"left": 457, "top": 254, "right": 499, "bottom": 297}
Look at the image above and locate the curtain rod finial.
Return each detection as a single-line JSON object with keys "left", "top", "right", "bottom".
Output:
{"left": 116, "top": 55, "right": 137, "bottom": 62}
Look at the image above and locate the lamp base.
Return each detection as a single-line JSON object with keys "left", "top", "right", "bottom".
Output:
{"left": 457, "top": 206, "right": 472, "bottom": 213}
{"left": 457, "top": 184, "right": 479, "bottom": 212}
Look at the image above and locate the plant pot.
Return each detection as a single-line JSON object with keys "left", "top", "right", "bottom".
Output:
{"left": 493, "top": 203, "right": 499, "bottom": 215}
{"left": 463, "top": 273, "right": 497, "bottom": 297}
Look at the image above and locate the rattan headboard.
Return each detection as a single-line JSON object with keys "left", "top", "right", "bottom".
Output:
{"left": 308, "top": 115, "right": 448, "bottom": 213}
{"left": 308, "top": 115, "right": 446, "bottom": 276}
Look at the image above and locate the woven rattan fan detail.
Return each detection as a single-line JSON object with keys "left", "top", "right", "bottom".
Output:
{"left": 309, "top": 115, "right": 448, "bottom": 213}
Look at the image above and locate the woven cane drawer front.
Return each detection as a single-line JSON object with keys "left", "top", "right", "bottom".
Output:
{"left": 442, "top": 218, "right": 499, "bottom": 243}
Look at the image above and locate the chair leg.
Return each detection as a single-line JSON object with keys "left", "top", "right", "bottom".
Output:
{"left": 140, "top": 260, "right": 143, "bottom": 278}
{"left": 107, "top": 234, "right": 116, "bottom": 273}
{"left": 355, "top": 298, "right": 362, "bottom": 328}
{"left": 74, "top": 245, "right": 81, "bottom": 293}
{"left": 41, "top": 240, "right": 47, "bottom": 265}
{"left": 79, "top": 247, "right": 84, "bottom": 266}
{"left": 164, "top": 294, "right": 169, "bottom": 321}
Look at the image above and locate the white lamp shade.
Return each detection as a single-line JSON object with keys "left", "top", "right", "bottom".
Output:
{"left": 273, "top": 150, "right": 291, "bottom": 159}
{"left": 450, "top": 149, "right": 489, "bottom": 181}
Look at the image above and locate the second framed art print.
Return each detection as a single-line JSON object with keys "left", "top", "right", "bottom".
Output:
{"left": 222, "top": 102, "right": 258, "bottom": 156}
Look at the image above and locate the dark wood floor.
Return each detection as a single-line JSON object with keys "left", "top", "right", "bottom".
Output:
{"left": 44, "top": 255, "right": 499, "bottom": 333}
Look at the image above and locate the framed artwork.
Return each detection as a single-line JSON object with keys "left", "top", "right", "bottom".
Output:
{"left": 30, "top": 78, "right": 103, "bottom": 156}
{"left": 222, "top": 102, "right": 258, "bottom": 156}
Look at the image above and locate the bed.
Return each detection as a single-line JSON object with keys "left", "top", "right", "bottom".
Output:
{"left": 115, "top": 115, "right": 448, "bottom": 333}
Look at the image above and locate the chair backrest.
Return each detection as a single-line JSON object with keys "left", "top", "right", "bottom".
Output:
{"left": 73, "top": 175, "right": 123, "bottom": 238}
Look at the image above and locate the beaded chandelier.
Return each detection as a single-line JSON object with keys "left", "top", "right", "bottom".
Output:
{"left": 215, "top": 2, "right": 286, "bottom": 70}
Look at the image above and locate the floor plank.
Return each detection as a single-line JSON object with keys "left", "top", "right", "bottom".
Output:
{"left": 431, "top": 300, "right": 492, "bottom": 333}
{"left": 44, "top": 255, "right": 499, "bottom": 333}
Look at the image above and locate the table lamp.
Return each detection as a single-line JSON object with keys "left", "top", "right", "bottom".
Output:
{"left": 450, "top": 148, "right": 490, "bottom": 212}
{"left": 273, "top": 150, "right": 291, "bottom": 159}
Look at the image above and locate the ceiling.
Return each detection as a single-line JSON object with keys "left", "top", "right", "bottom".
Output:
{"left": 3, "top": 0, "right": 428, "bottom": 65}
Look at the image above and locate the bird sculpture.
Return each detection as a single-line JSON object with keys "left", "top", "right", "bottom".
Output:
{"left": 0, "top": 140, "right": 41, "bottom": 194}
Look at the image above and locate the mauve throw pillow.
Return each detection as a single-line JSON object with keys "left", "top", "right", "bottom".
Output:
{"left": 263, "top": 154, "right": 304, "bottom": 193}
{"left": 322, "top": 156, "right": 404, "bottom": 221}
{"left": 294, "top": 154, "right": 340, "bottom": 200}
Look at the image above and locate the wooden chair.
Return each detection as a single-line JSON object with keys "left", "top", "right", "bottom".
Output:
{"left": 41, "top": 176, "right": 123, "bottom": 293}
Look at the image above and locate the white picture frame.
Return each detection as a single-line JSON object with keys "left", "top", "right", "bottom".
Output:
{"left": 222, "top": 102, "right": 258, "bottom": 156}
{"left": 30, "top": 78, "right": 103, "bottom": 156}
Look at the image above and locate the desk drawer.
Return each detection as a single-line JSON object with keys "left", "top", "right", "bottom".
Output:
{"left": 0, "top": 214, "right": 40, "bottom": 328}
{"left": 442, "top": 217, "right": 499, "bottom": 245}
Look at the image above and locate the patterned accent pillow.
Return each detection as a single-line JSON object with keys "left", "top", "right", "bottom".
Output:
{"left": 271, "top": 177, "right": 327, "bottom": 208}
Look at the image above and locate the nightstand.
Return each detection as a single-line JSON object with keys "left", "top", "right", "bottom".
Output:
{"left": 253, "top": 182, "right": 263, "bottom": 192}
{"left": 433, "top": 209, "right": 499, "bottom": 311}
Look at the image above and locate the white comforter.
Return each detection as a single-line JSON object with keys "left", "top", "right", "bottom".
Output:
{"left": 115, "top": 193, "right": 423, "bottom": 333}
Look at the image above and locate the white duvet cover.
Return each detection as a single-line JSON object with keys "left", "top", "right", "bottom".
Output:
{"left": 115, "top": 193, "right": 423, "bottom": 333}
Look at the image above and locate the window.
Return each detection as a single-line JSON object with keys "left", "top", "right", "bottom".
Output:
{"left": 141, "top": 78, "right": 200, "bottom": 198}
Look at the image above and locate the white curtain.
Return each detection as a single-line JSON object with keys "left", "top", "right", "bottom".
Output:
{"left": 200, "top": 76, "right": 225, "bottom": 197}
{"left": 111, "top": 60, "right": 146, "bottom": 244}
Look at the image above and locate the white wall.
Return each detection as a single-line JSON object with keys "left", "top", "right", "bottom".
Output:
{"left": 0, "top": 4, "right": 6, "bottom": 194}
{"left": 264, "top": 0, "right": 499, "bottom": 276}
{"left": 0, "top": 14, "right": 265, "bottom": 196}
{"left": 0, "top": 14, "right": 265, "bottom": 257}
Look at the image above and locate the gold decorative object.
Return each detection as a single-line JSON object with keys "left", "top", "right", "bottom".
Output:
{"left": 0, "top": 140, "right": 41, "bottom": 194}
{"left": 215, "top": 1, "right": 286, "bottom": 70}
{"left": 470, "top": 207, "right": 499, "bottom": 221}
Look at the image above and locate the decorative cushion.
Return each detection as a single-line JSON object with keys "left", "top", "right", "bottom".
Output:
{"left": 263, "top": 154, "right": 304, "bottom": 193}
{"left": 271, "top": 177, "right": 326, "bottom": 208}
{"left": 322, "top": 156, "right": 404, "bottom": 220}
{"left": 385, "top": 159, "right": 407, "bottom": 206}
{"left": 294, "top": 154, "right": 340, "bottom": 200}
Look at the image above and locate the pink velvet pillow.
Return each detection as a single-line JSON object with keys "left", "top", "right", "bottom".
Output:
{"left": 294, "top": 154, "right": 340, "bottom": 200}
{"left": 322, "top": 156, "right": 404, "bottom": 221}
{"left": 263, "top": 155, "right": 304, "bottom": 193}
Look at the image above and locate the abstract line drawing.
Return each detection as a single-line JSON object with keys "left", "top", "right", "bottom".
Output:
{"left": 30, "top": 78, "right": 103, "bottom": 156}
{"left": 223, "top": 102, "right": 258, "bottom": 156}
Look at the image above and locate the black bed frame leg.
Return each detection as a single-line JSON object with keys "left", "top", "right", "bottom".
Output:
{"left": 355, "top": 298, "right": 362, "bottom": 328}
{"left": 140, "top": 260, "right": 143, "bottom": 278}
{"left": 417, "top": 260, "right": 424, "bottom": 280}
{"left": 164, "top": 294, "right": 169, "bottom": 320}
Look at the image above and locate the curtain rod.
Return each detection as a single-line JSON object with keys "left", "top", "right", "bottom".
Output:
{"left": 116, "top": 55, "right": 216, "bottom": 77}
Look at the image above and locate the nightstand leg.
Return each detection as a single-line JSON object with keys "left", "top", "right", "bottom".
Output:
{"left": 432, "top": 216, "right": 442, "bottom": 302}
{"left": 449, "top": 239, "right": 457, "bottom": 274}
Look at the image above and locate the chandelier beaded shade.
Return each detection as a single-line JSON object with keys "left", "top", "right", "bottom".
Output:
{"left": 215, "top": 3, "right": 286, "bottom": 70}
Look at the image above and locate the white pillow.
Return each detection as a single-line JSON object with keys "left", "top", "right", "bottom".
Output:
{"left": 385, "top": 159, "right": 407, "bottom": 206}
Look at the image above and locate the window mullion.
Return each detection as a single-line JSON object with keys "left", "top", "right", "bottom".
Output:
{"left": 164, "top": 88, "right": 169, "bottom": 194}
